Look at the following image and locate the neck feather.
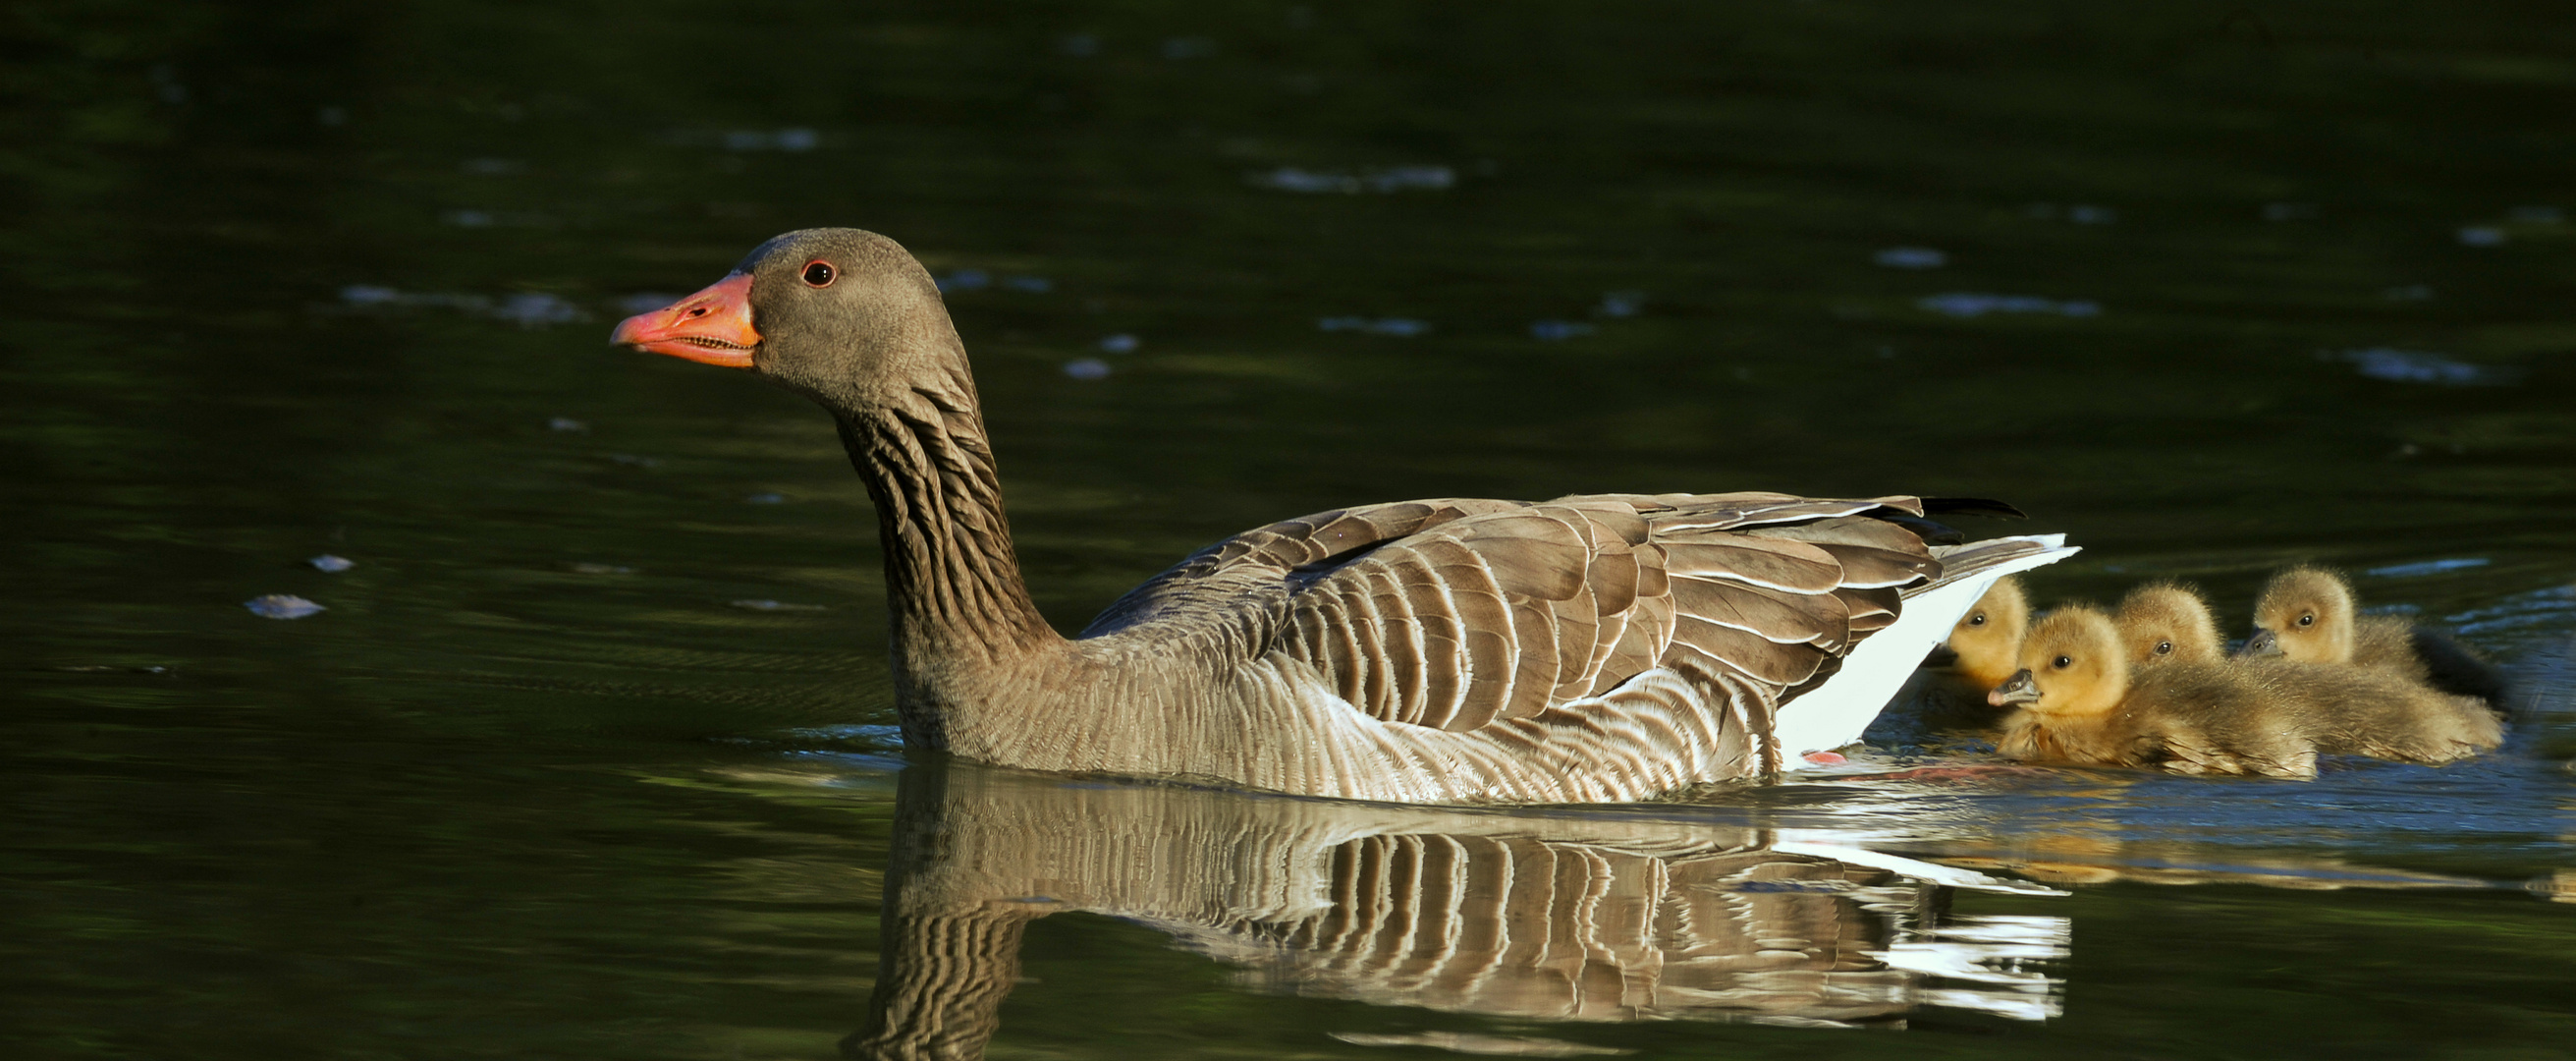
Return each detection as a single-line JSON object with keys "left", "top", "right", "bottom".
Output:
{"left": 834, "top": 372, "right": 1061, "bottom": 702}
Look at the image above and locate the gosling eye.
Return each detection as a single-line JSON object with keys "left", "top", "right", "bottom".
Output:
{"left": 801, "top": 260, "right": 837, "bottom": 287}
{"left": 2297, "top": 612, "right": 2316, "bottom": 627}
{"left": 2155, "top": 640, "right": 2173, "bottom": 655}
{"left": 1968, "top": 613, "right": 1987, "bottom": 627}
{"left": 2053, "top": 655, "right": 2073, "bottom": 670}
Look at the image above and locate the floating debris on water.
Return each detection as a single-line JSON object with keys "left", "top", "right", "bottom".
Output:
{"left": 1918, "top": 293, "right": 2102, "bottom": 318}
{"left": 608, "top": 453, "right": 663, "bottom": 468}
{"left": 2457, "top": 226, "right": 2507, "bottom": 247}
{"left": 935, "top": 268, "right": 990, "bottom": 294}
{"left": 1873, "top": 247, "right": 1947, "bottom": 269}
{"left": 2263, "top": 202, "right": 2320, "bottom": 221}
{"left": 337, "top": 286, "right": 586, "bottom": 328}
{"left": 1063, "top": 358, "right": 1113, "bottom": 380}
{"left": 1003, "top": 275, "right": 1053, "bottom": 293}
{"left": 548, "top": 417, "right": 589, "bottom": 432}
{"left": 2339, "top": 348, "right": 2510, "bottom": 386}
{"left": 1318, "top": 316, "right": 1431, "bottom": 336}
{"left": 245, "top": 594, "right": 325, "bottom": 620}
{"left": 2383, "top": 285, "right": 2435, "bottom": 302}
{"left": 307, "top": 554, "right": 355, "bottom": 573}
{"left": 1248, "top": 164, "right": 1454, "bottom": 194}
{"left": 1098, "top": 333, "right": 1140, "bottom": 354}
{"left": 731, "top": 599, "right": 828, "bottom": 611}
{"left": 745, "top": 492, "right": 785, "bottom": 504}
{"left": 1597, "top": 291, "right": 1645, "bottom": 317}
{"left": 1530, "top": 320, "right": 1597, "bottom": 341}
{"left": 2366, "top": 558, "right": 2491, "bottom": 579}
{"left": 570, "top": 563, "right": 634, "bottom": 575}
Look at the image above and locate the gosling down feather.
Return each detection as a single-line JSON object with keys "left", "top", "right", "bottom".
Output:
{"left": 612, "top": 227, "right": 2078, "bottom": 804}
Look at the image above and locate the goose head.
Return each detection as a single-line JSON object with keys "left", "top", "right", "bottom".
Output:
{"left": 611, "top": 227, "right": 959, "bottom": 410}
{"left": 2242, "top": 566, "right": 2355, "bottom": 663}
{"left": 1927, "top": 576, "right": 2030, "bottom": 690}
{"left": 2114, "top": 582, "right": 2222, "bottom": 668}
{"left": 1988, "top": 604, "right": 2128, "bottom": 718}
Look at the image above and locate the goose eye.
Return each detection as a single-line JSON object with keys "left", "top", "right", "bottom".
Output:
{"left": 1968, "top": 613, "right": 1987, "bottom": 626}
{"left": 2297, "top": 613, "right": 2315, "bottom": 627}
{"left": 2053, "top": 655, "right": 2072, "bottom": 669}
{"left": 2155, "top": 641, "right": 2173, "bottom": 655}
{"left": 801, "top": 260, "right": 837, "bottom": 287}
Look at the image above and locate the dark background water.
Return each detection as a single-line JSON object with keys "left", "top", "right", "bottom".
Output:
{"left": 6, "top": 2, "right": 2573, "bottom": 1058}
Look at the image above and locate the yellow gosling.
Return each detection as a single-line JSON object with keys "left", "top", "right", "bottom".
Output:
{"left": 2114, "top": 582, "right": 2223, "bottom": 669}
{"left": 2244, "top": 565, "right": 2504, "bottom": 702}
{"left": 1989, "top": 605, "right": 2501, "bottom": 779}
{"left": 1936, "top": 575, "right": 2032, "bottom": 691}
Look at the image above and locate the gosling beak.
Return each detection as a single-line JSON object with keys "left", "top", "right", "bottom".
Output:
{"left": 1922, "top": 643, "right": 1961, "bottom": 669}
{"left": 1989, "top": 669, "right": 2041, "bottom": 708}
{"left": 2239, "top": 628, "right": 2282, "bottom": 658}
{"left": 612, "top": 272, "right": 760, "bottom": 368}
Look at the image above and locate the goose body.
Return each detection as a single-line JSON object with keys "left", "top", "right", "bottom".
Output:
{"left": 613, "top": 227, "right": 2077, "bottom": 804}
{"left": 1991, "top": 604, "right": 2500, "bottom": 779}
{"left": 2242, "top": 565, "right": 2504, "bottom": 702}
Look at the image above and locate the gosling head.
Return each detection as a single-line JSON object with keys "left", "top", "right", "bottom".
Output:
{"left": 1988, "top": 604, "right": 2129, "bottom": 718}
{"left": 2243, "top": 566, "right": 2356, "bottom": 663}
{"left": 1929, "top": 576, "right": 2032, "bottom": 689}
{"left": 2115, "top": 582, "right": 2223, "bottom": 668}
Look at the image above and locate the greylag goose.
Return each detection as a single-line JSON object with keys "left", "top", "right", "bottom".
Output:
{"left": 2241, "top": 565, "right": 2504, "bottom": 702}
{"left": 1989, "top": 603, "right": 2500, "bottom": 779}
{"left": 612, "top": 227, "right": 2077, "bottom": 803}
{"left": 2113, "top": 581, "right": 2223, "bottom": 667}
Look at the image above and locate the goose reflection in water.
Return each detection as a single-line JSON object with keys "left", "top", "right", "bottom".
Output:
{"left": 841, "top": 761, "right": 2070, "bottom": 1059}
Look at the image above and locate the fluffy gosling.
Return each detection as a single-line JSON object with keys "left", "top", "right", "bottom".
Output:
{"left": 1989, "top": 604, "right": 2500, "bottom": 779}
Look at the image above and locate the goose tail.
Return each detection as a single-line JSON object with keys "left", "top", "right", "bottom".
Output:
{"left": 1772, "top": 534, "right": 2081, "bottom": 761}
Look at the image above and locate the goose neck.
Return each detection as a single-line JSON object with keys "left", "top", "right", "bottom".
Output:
{"left": 834, "top": 385, "right": 1061, "bottom": 689}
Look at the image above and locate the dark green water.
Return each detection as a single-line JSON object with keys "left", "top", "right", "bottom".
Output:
{"left": 7, "top": 2, "right": 2574, "bottom": 1057}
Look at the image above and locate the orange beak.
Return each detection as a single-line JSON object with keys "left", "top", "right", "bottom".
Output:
{"left": 611, "top": 273, "right": 760, "bottom": 367}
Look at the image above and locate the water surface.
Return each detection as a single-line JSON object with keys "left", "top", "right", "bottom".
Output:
{"left": 7, "top": 2, "right": 2574, "bottom": 1058}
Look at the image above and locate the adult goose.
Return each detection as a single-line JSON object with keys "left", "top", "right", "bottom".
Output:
{"left": 612, "top": 228, "right": 2077, "bottom": 804}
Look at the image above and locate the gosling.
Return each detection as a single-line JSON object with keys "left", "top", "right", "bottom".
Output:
{"left": 2114, "top": 581, "right": 2224, "bottom": 669}
{"left": 1989, "top": 605, "right": 2501, "bottom": 779}
{"left": 2243, "top": 565, "right": 2504, "bottom": 701}
{"left": 1911, "top": 576, "right": 2031, "bottom": 726}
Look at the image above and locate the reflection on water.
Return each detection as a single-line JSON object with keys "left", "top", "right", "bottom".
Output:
{"left": 845, "top": 761, "right": 2069, "bottom": 1059}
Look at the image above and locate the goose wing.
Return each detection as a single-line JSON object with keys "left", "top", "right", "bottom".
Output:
{"left": 1088, "top": 492, "right": 1950, "bottom": 733}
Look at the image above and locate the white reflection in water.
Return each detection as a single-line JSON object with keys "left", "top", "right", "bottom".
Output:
{"left": 336, "top": 286, "right": 587, "bottom": 328}
{"left": 1320, "top": 316, "right": 1430, "bottom": 336}
{"left": 1250, "top": 164, "right": 1455, "bottom": 194}
{"left": 1917, "top": 293, "right": 2101, "bottom": 318}
{"left": 2339, "top": 348, "right": 2510, "bottom": 385}
{"left": 1873, "top": 247, "right": 1947, "bottom": 269}
{"left": 2367, "top": 558, "right": 2491, "bottom": 579}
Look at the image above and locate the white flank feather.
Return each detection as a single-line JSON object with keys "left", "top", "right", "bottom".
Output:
{"left": 1773, "top": 534, "right": 2078, "bottom": 762}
